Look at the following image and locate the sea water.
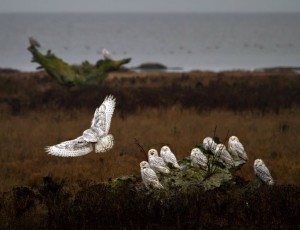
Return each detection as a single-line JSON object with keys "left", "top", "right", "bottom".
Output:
{"left": 0, "top": 12, "right": 299, "bottom": 71}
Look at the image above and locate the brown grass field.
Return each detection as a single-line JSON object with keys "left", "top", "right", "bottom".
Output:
{"left": 0, "top": 105, "right": 299, "bottom": 191}
{"left": 0, "top": 69, "right": 299, "bottom": 228}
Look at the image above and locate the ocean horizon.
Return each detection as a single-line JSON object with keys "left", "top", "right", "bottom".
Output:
{"left": 0, "top": 12, "right": 300, "bottom": 71}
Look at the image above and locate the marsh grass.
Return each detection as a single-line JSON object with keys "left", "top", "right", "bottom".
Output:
{"left": 0, "top": 106, "right": 299, "bottom": 191}
{"left": 0, "top": 70, "right": 300, "bottom": 228}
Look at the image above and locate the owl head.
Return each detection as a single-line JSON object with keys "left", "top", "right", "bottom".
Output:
{"left": 203, "top": 137, "right": 216, "bottom": 151}
{"left": 148, "top": 149, "right": 158, "bottom": 157}
{"left": 229, "top": 136, "right": 239, "bottom": 142}
{"left": 191, "top": 148, "right": 201, "bottom": 157}
{"left": 161, "top": 145, "right": 170, "bottom": 152}
{"left": 140, "top": 161, "right": 150, "bottom": 169}
{"left": 254, "top": 158, "right": 264, "bottom": 167}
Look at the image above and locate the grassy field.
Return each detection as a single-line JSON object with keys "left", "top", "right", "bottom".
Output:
{"left": 0, "top": 106, "right": 299, "bottom": 191}
{"left": 0, "top": 69, "right": 299, "bottom": 228}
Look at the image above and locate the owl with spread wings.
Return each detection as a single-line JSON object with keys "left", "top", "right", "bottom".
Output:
{"left": 45, "top": 95, "right": 116, "bottom": 157}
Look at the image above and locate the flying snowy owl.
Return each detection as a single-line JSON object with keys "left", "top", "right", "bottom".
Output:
{"left": 203, "top": 137, "right": 217, "bottom": 152}
{"left": 148, "top": 149, "right": 170, "bottom": 174}
{"left": 160, "top": 146, "right": 181, "bottom": 169}
{"left": 214, "top": 144, "right": 235, "bottom": 167}
{"left": 45, "top": 95, "right": 116, "bottom": 157}
{"left": 254, "top": 159, "right": 274, "bottom": 185}
{"left": 228, "top": 136, "right": 248, "bottom": 161}
{"left": 102, "top": 48, "right": 112, "bottom": 60}
{"left": 140, "top": 161, "right": 164, "bottom": 189}
{"left": 190, "top": 148, "right": 208, "bottom": 170}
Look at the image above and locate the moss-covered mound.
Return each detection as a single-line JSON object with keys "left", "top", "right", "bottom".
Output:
{"left": 27, "top": 45, "right": 131, "bottom": 86}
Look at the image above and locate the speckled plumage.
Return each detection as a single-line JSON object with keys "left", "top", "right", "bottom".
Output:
{"left": 190, "top": 148, "right": 208, "bottom": 170}
{"left": 214, "top": 144, "right": 235, "bottom": 167}
{"left": 160, "top": 146, "right": 181, "bottom": 169}
{"left": 148, "top": 149, "right": 170, "bottom": 174}
{"left": 228, "top": 136, "right": 248, "bottom": 161}
{"left": 140, "top": 161, "right": 164, "bottom": 189}
{"left": 254, "top": 159, "right": 274, "bottom": 185}
{"left": 203, "top": 137, "right": 217, "bottom": 152}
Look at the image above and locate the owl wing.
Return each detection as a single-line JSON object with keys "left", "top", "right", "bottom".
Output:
{"left": 232, "top": 141, "right": 245, "bottom": 154}
{"left": 45, "top": 136, "right": 93, "bottom": 157}
{"left": 165, "top": 151, "right": 177, "bottom": 164}
{"left": 144, "top": 168, "right": 159, "bottom": 181}
{"left": 196, "top": 153, "right": 208, "bottom": 165}
{"left": 91, "top": 95, "right": 116, "bottom": 137}
{"left": 95, "top": 134, "right": 114, "bottom": 153}
{"left": 155, "top": 156, "right": 167, "bottom": 167}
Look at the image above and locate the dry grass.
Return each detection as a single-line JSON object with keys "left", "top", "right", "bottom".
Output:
{"left": 0, "top": 106, "right": 299, "bottom": 191}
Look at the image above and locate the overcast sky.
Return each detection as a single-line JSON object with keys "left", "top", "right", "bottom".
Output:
{"left": 1, "top": 0, "right": 300, "bottom": 13}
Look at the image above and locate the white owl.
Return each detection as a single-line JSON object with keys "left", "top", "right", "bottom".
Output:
{"left": 228, "top": 136, "right": 248, "bottom": 161}
{"left": 148, "top": 149, "right": 170, "bottom": 174}
{"left": 203, "top": 137, "right": 217, "bottom": 152}
{"left": 45, "top": 95, "right": 116, "bottom": 157}
{"left": 140, "top": 161, "right": 164, "bottom": 189}
{"left": 102, "top": 48, "right": 112, "bottom": 60}
{"left": 160, "top": 146, "right": 181, "bottom": 169}
{"left": 254, "top": 159, "right": 274, "bottom": 185}
{"left": 214, "top": 144, "right": 235, "bottom": 167}
{"left": 190, "top": 148, "right": 208, "bottom": 170}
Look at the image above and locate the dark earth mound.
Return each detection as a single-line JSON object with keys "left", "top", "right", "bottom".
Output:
{"left": 0, "top": 176, "right": 299, "bottom": 229}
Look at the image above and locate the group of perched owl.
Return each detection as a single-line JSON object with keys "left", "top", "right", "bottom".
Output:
{"left": 140, "top": 136, "right": 274, "bottom": 189}
{"left": 45, "top": 94, "right": 274, "bottom": 190}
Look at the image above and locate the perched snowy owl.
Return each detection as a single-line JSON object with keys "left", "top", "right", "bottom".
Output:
{"left": 140, "top": 161, "right": 164, "bottom": 189}
{"left": 102, "top": 48, "right": 112, "bottom": 60}
{"left": 29, "top": 36, "right": 41, "bottom": 48}
{"left": 190, "top": 148, "right": 208, "bottom": 170}
{"left": 214, "top": 144, "right": 235, "bottom": 167}
{"left": 160, "top": 146, "right": 181, "bottom": 169}
{"left": 228, "top": 136, "right": 248, "bottom": 161}
{"left": 148, "top": 149, "right": 170, "bottom": 174}
{"left": 203, "top": 137, "right": 217, "bottom": 152}
{"left": 254, "top": 159, "right": 274, "bottom": 185}
{"left": 46, "top": 95, "right": 116, "bottom": 157}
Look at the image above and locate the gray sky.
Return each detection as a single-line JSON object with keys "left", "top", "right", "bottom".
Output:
{"left": 1, "top": 0, "right": 300, "bottom": 13}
